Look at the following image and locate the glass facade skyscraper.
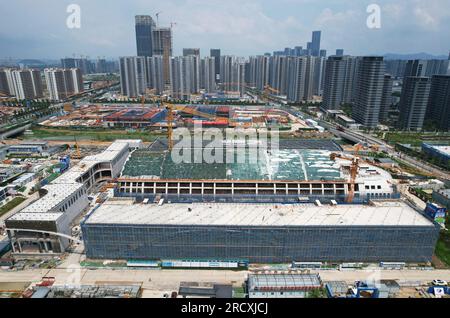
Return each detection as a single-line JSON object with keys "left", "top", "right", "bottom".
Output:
{"left": 135, "top": 15, "right": 155, "bottom": 57}
{"left": 210, "top": 49, "right": 221, "bottom": 83}
{"left": 311, "top": 31, "right": 321, "bottom": 57}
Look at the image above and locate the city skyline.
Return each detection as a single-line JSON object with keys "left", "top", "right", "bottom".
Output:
{"left": 1, "top": 0, "right": 450, "bottom": 59}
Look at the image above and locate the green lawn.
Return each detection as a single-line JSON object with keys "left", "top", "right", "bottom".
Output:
{"left": 435, "top": 231, "right": 450, "bottom": 267}
{"left": 0, "top": 197, "right": 27, "bottom": 217}
{"left": 381, "top": 132, "right": 450, "bottom": 147}
{"left": 307, "top": 288, "right": 327, "bottom": 298}
{"left": 233, "top": 287, "right": 246, "bottom": 298}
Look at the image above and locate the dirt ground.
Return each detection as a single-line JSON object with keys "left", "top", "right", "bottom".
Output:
{"left": 432, "top": 254, "right": 448, "bottom": 270}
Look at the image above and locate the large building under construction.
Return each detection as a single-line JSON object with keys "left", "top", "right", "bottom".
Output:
{"left": 5, "top": 139, "right": 440, "bottom": 263}
{"left": 82, "top": 200, "right": 439, "bottom": 263}
{"left": 115, "top": 139, "right": 397, "bottom": 204}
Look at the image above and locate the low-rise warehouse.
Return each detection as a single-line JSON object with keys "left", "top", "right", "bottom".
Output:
{"left": 103, "top": 109, "right": 167, "bottom": 128}
{"left": 422, "top": 143, "right": 450, "bottom": 166}
{"left": 81, "top": 200, "right": 439, "bottom": 263}
{"left": 247, "top": 274, "right": 322, "bottom": 298}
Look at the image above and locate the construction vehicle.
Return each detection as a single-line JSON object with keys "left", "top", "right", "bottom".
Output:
{"left": 71, "top": 137, "right": 82, "bottom": 159}
{"left": 330, "top": 153, "right": 360, "bottom": 203}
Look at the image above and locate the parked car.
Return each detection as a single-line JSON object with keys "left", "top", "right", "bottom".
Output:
{"left": 432, "top": 280, "right": 448, "bottom": 286}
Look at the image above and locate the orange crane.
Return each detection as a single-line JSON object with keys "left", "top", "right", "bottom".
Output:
{"left": 353, "top": 143, "right": 364, "bottom": 157}
{"left": 330, "top": 153, "right": 360, "bottom": 203}
{"left": 166, "top": 103, "right": 175, "bottom": 151}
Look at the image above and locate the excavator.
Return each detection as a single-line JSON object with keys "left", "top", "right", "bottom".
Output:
{"left": 70, "top": 137, "right": 82, "bottom": 159}
{"left": 330, "top": 153, "right": 360, "bottom": 203}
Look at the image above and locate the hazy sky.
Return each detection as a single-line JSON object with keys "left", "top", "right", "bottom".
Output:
{"left": 1, "top": 0, "right": 449, "bottom": 59}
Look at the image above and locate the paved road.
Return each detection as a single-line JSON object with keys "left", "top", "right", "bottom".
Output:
{"left": 396, "top": 152, "right": 450, "bottom": 180}
{"left": 321, "top": 120, "right": 449, "bottom": 180}
{"left": 1, "top": 267, "right": 450, "bottom": 294}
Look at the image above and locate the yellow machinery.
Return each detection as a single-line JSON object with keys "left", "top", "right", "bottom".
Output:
{"left": 353, "top": 143, "right": 364, "bottom": 156}
{"left": 71, "top": 137, "right": 82, "bottom": 159}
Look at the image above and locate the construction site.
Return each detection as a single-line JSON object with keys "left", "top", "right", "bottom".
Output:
{"left": 0, "top": 134, "right": 445, "bottom": 299}
{"left": 39, "top": 103, "right": 312, "bottom": 131}
{"left": 0, "top": 98, "right": 445, "bottom": 272}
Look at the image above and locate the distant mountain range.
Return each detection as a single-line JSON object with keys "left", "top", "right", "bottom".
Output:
{"left": 384, "top": 53, "right": 449, "bottom": 60}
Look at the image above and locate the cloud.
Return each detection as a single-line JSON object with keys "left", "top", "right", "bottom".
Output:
{"left": 0, "top": 0, "right": 449, "bottom": 59}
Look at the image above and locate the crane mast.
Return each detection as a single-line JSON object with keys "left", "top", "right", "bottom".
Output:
{"left": 166, "top": 103, "right": 174, "bottom": 151}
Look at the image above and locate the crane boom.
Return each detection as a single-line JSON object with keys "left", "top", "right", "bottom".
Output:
{"left": 330, "top": 153, "right": 359, "bottom": 203}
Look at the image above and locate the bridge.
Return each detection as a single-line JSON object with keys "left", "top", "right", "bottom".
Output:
{"left": 0, "top": 123, "right": 32, "bottom": 140}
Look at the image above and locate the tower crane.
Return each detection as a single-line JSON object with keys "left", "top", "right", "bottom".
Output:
{"left": 330, "top": 153, "right": 360, "bottom": 203}
{"left": 156, "top": 12, "right": 162, "bottom": 26}
{"left": 166, "top": 103, "right": 174, "bottom": 151}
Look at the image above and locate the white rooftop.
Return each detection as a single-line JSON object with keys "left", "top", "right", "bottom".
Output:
{"left": 47, "top": 141, "right": 129, "bottom": 185}
{"left": 8, "top": 183, "right": 84, "bottom": 221}
{"left": 431, "top": 145, "right": 450, "bottom": 156}
{"left": 85, "top": 200, "right": 433, "bottom": 227}
{"left": 8, "top": 141, "right": 134, "bottom": 222}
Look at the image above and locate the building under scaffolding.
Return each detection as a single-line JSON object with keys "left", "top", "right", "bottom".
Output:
{"left": 82, "top": 200, "right": 439, "bottom": 263}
